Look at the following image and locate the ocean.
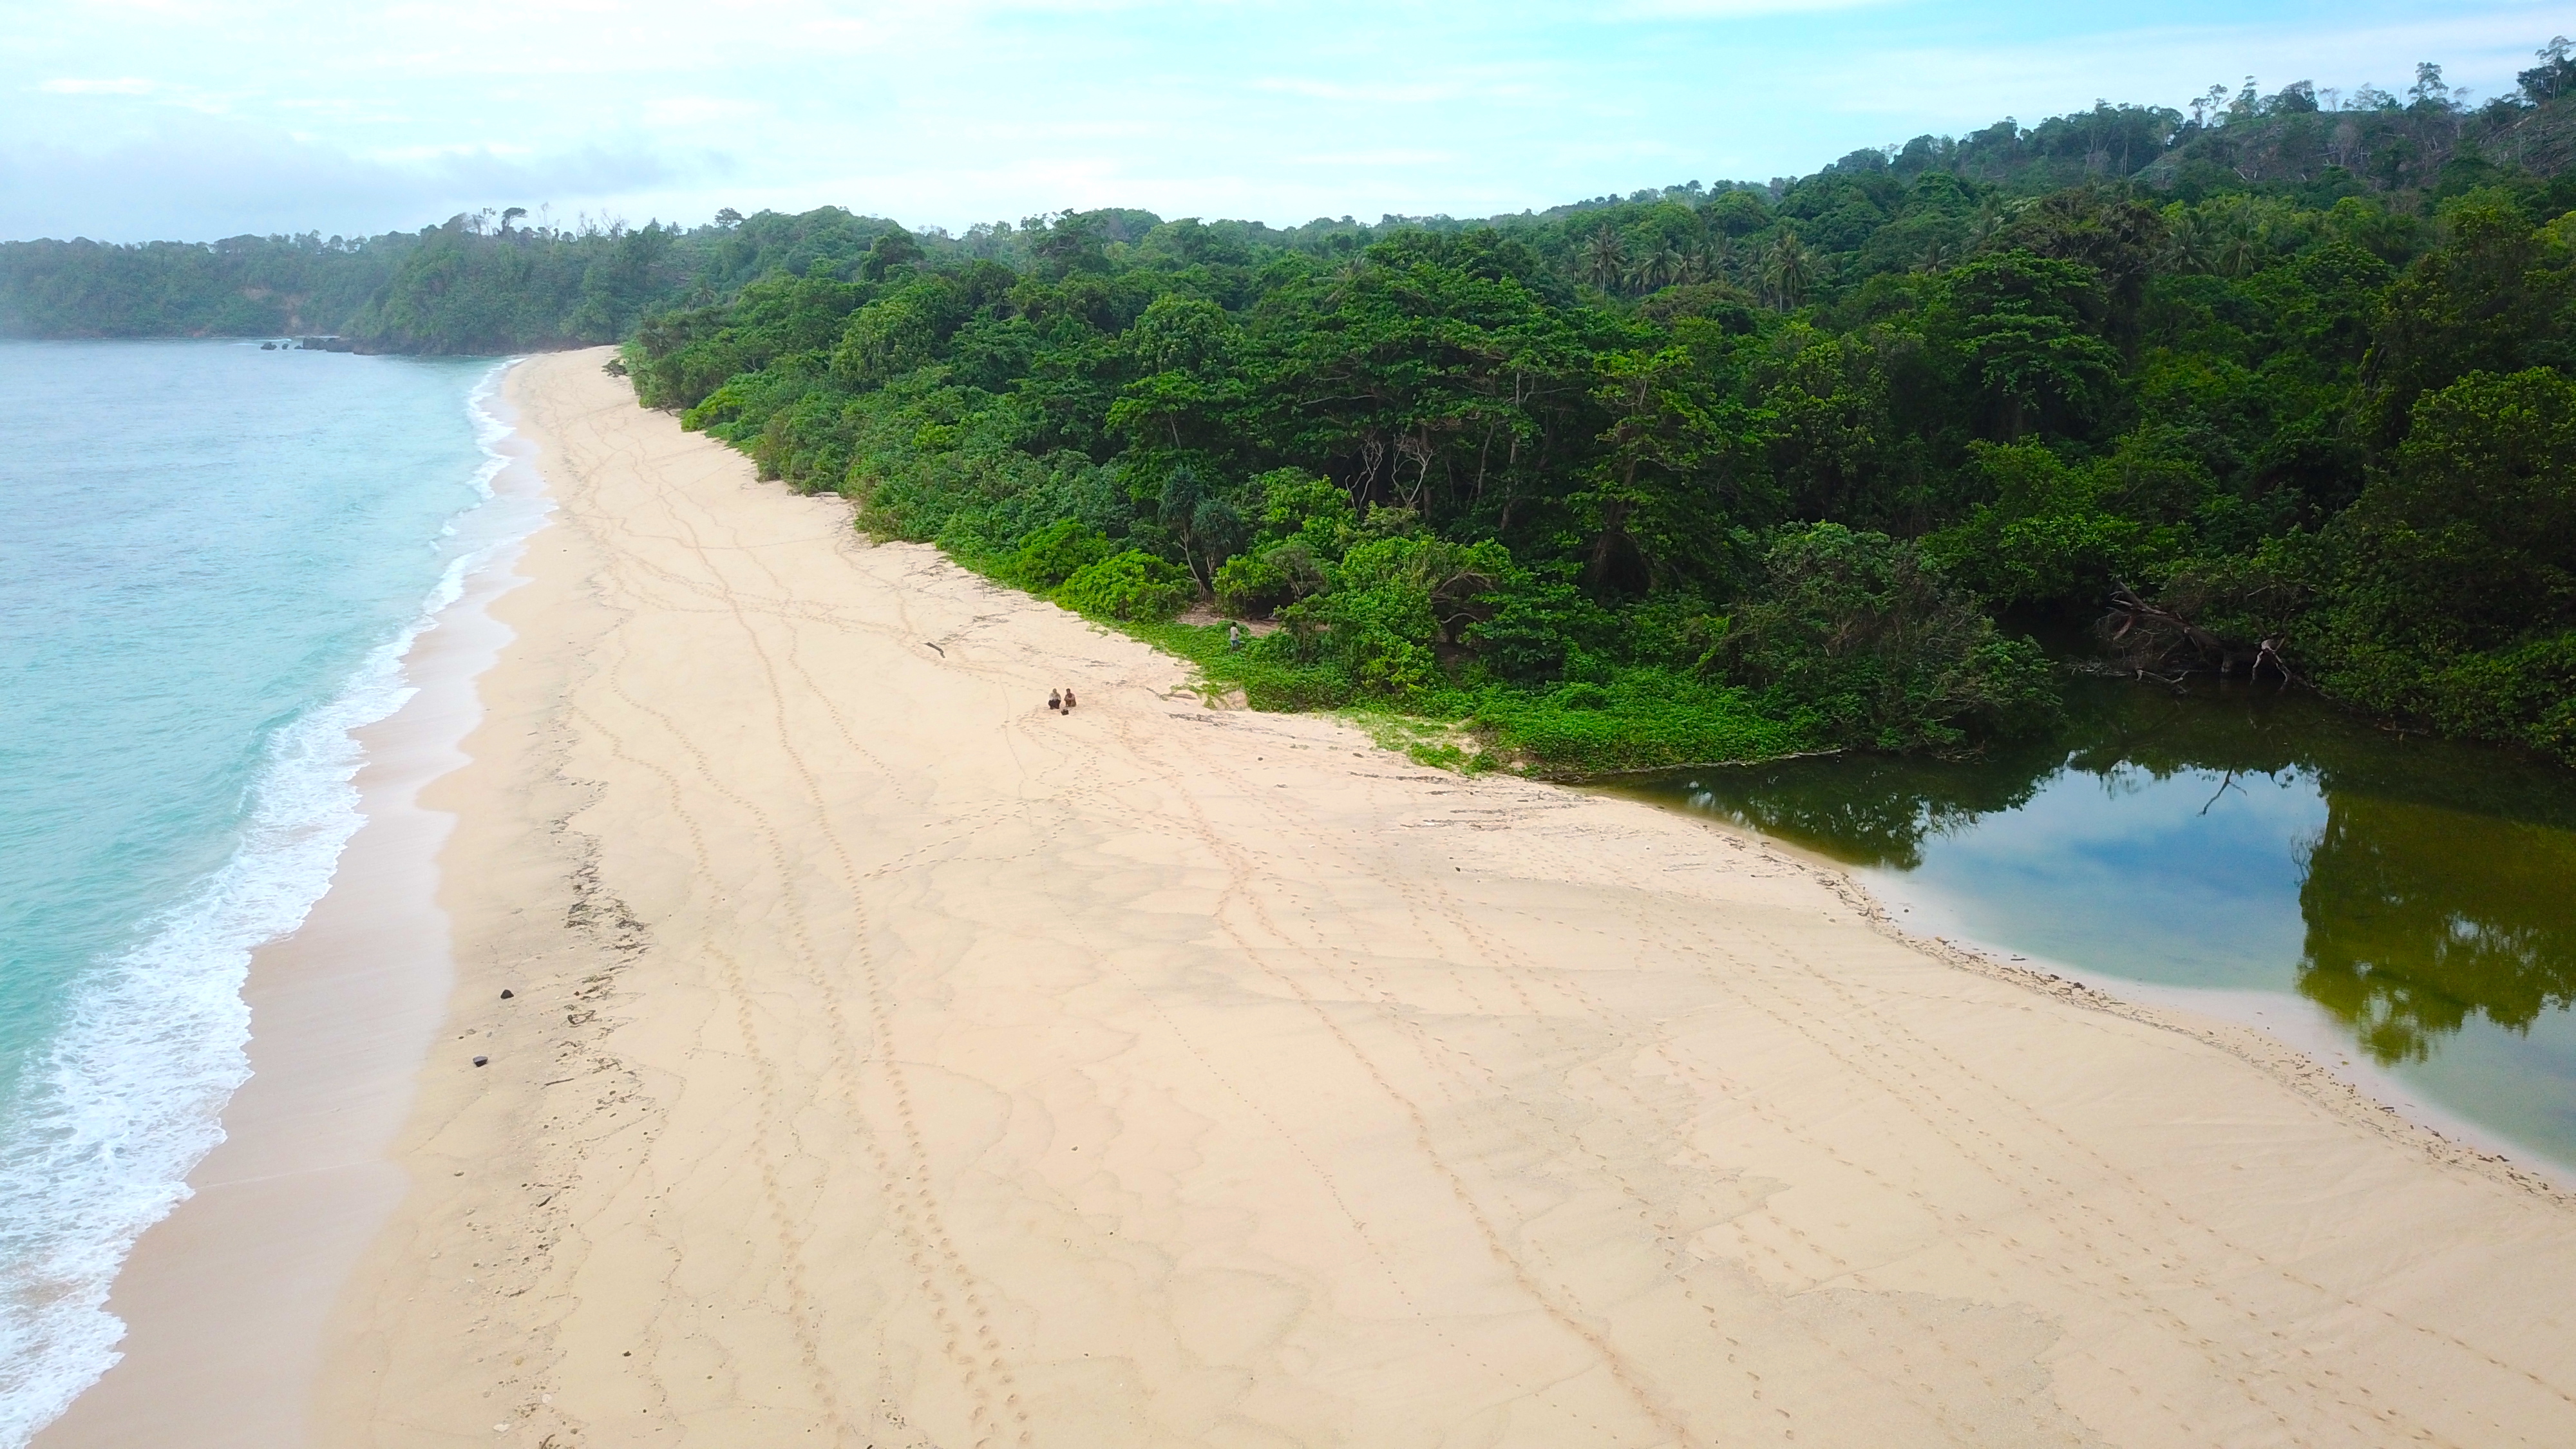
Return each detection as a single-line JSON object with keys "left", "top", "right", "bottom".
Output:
{"left": 0, "top": 341, "right": 520, "bottom": 1443}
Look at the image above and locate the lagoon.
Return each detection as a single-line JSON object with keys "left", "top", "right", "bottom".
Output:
{"left": 1618, "top": 678, "right": 2576, "bottom": 1173}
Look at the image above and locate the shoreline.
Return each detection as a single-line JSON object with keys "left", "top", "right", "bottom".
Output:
{"left": 1587, "top": 784, "right": 2576, "bottom": 1191}
{"left": 1593, "top": 797, "right": 2576, "bottom": 1195}
{"left": 301, "top": 348, "right": 2576, "bottom": 1446}
{"left": 41, "top": 347, "right": 2573, "bottom": 1445}
{"left": 32, "top": 365, "right": 549, "bottom": 1448}
{"left": 1860, "top": 875, "right": 2576, "bottom": 1193}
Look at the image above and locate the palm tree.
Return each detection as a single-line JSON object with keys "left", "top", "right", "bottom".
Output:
{"left": 1708, "top": 234, "right": 1742, "bottom": 288}
{"left": 1967, "top": 199, "right": 2009, "bottom": 251}
{"left": 1633, "top": 244, "right": 1687, "bottom": 293}
{"left": 1322, "top": 255, "right": 1372, "bottom": 305}
{"left": 2213, "top": 224, "right": 2264, "bottom": 278}
{"left": 1762, "top": 231, "right": 1815, "bottom": 310}
{"left": 2159, "top": 213, "right": 2211, "bottom": 274}
{"left": 1577, "top": 223, "right": 1630, "bottom": 291}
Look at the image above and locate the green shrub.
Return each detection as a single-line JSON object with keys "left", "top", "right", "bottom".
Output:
{"left": 1213, "top": 551, "right": 1293, "bottom": 616}
{"left": 1719, "top": 523, "right": 2061, "bottom": 751}
{"left": 2298, "top": 368, "right": 2576, "bottom": 761}
{"left": 1000, "top": 519, "right": 1115, "bottom": 590}
{"left": 1470, "top": 670, "right": 1817, "bottom": 775}
{"left": 1462, "top": 564, "right": 1611, "bottom": 683}
{"left": 2424, "top": 630, "right": 2576, "bottom": 764}
{"left": 1054, "top": 550, "right": 1195, "bottom": 621}
{"left": 1920, "top": 442, "right": 2169, "bottom": 606}
{"left": 1253, "top": 469, "right": 1358, "bottom": 549}
{"left": 1261, "top": 535, "right": 1502, "bottom": 704}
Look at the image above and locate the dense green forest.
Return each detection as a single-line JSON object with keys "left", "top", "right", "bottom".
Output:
{"left": 0, "top": 207, "right": 889, "bottom": 352}
{"left": 618, "top": 57, "right": 2576, "bottom": 772}
{"left": 14, "top": 50, "right": 2576, "bottom": 773}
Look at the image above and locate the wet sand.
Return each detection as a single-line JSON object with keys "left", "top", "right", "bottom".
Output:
{"left": 33, "top": 397, "right": 545, "bottom": 1448}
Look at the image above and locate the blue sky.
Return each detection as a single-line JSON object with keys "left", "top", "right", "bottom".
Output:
{"left": 1, "top": 0, "right": 2562, "bottom": 242}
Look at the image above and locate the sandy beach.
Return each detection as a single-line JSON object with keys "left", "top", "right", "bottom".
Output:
{"left": 32, "top": 381, "right": 548, "bottom": 1448}
{"left": 49, "top": 345, "right": 2576, "bottom": 1447}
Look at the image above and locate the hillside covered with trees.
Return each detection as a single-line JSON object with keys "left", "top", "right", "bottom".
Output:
{"left": 620, "top": 50, "right": 2576, "bottom": 772}
{"left": 0, "top": 207, "right": 893, "bottom": 352}
{"left": 15, "top": 45, "right": 2576, "bottom": 772}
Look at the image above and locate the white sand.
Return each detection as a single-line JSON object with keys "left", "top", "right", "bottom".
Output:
{"left": 77, "top": 347, "right": 2576, "bottom": 1448}
{"left": 33, "top": 401, "right": 547, "bottom": 1448}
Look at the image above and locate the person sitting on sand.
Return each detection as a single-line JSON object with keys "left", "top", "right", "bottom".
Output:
{"left": 1063, "top": 687, "right": 1077, "bottom": 711}
{"left": 1048, "top": 688, "right": 1061, "bottom": 712}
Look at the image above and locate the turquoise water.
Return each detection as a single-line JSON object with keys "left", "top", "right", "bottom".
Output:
{"left": 1618, "top": 681, "right": 2576, "bottom": 1174}
{"left": 0, "top": 341, "right": 513, "bottom": 1443}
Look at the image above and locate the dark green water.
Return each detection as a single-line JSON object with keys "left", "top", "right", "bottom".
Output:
{"left": 1615, "top": 679, "right": 2576, "bottom": 1171}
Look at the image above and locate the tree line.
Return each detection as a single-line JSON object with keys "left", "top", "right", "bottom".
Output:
{"left": 12, "top": 48, "right": 2576, "bottom": 772}
{"left": 616, "top": 47, "right": 2576, "bottom": 772}
{"left": 0, "top": 207, "right": 893, "bottom": 352}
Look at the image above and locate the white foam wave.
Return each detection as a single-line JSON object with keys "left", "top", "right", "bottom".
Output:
{"left": 0, "top": 359, "right": 526, "bottom": 1446}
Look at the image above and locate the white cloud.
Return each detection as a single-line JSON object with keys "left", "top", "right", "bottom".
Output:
{"left": 3, "top": 0, "right": 2567, "bottom": 240}
{"left": 0, "top": 113, "right": 697, "bottom": 241}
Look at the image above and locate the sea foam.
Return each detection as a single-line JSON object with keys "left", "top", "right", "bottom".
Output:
{"left": 0, "top": 359, "right": 522, "bottom": 1446}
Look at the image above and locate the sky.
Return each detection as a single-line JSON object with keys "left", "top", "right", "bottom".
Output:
{"left": 1, "top": 0, "right": 2564, "bottom": 243}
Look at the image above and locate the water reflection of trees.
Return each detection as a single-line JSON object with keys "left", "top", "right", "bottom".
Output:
{"left": 2064, "top": 681, "right": 2576, "bottom": 831}
{"left": 1665, "top": 746, "right": 2056, "bottom": 869}
{"left": 1658, "top": 681, "right": 2318, "bottom": 869}
{"left": 2295, "top": 797, "right": 2576, "bottom": 1065}
{"left": 1638, "top": 677, "right": 2576, "bottom": 1065}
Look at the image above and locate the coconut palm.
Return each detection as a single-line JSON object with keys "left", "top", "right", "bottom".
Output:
{"left": 1762, "top": 231, "right": 1815, "bottom": 309}
{"left": 1701, "top": 235, "right": 1736, "bottom": 287}
{"left": 2159, "top": 213, "right": 2211, "bottom": 273}
{"left": 1633, "top": 243, "right": 1687, "bottom": 293}
{"left": 1322, "top": 254, "right": 1373, "bottom": 305}
{"left": 1967, "top": 199, "right": 2009, "bottom": 251}
{"left": 2213, "top": 227, "right": 2264, "bottom": 278}
{"left": 1577, "top": 223, "right": 1630, "bottom": 291}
